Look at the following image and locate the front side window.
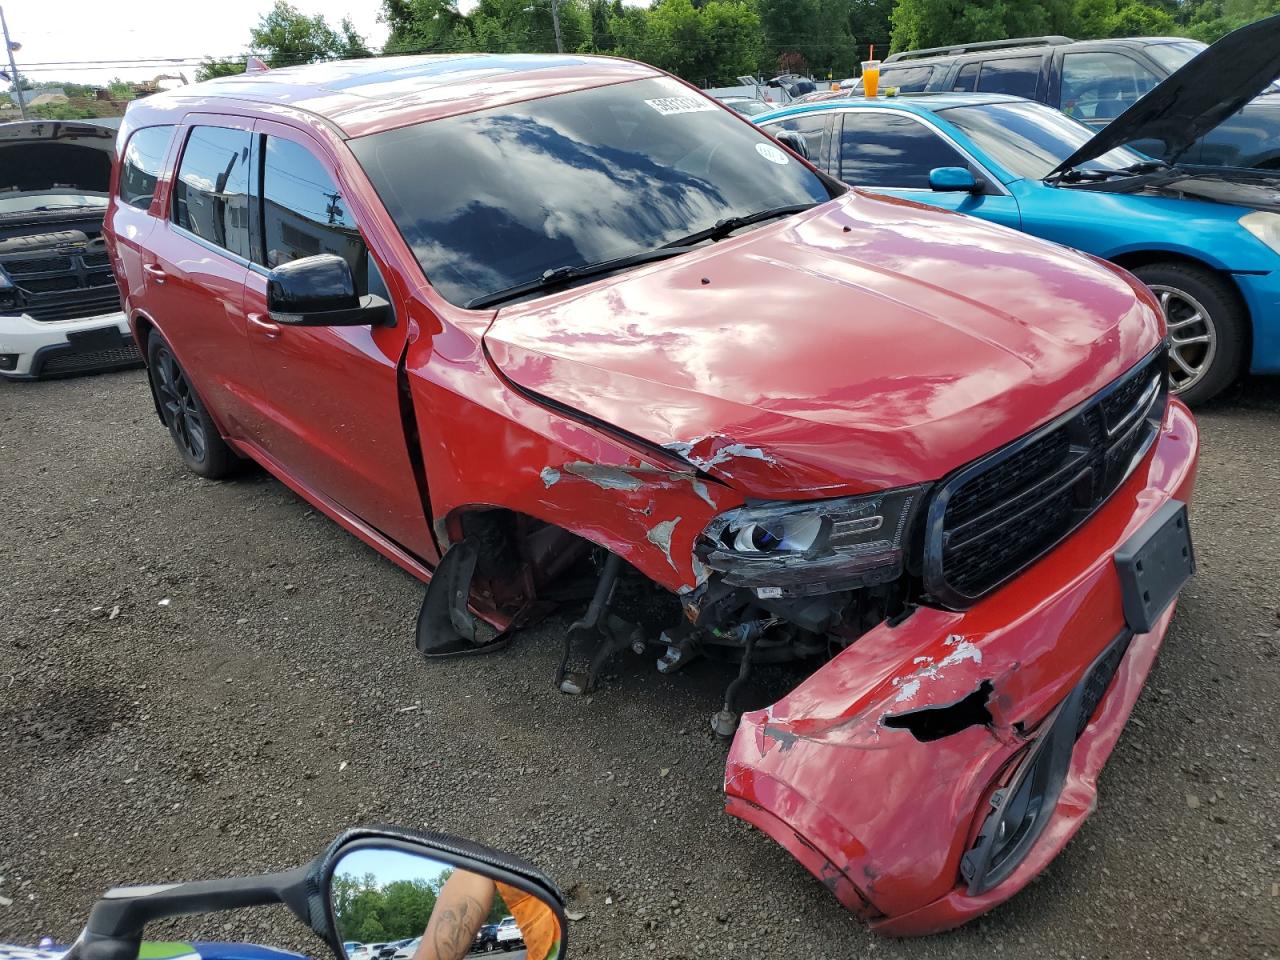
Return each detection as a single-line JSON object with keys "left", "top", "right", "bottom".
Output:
{"left": 940, "top": 100, "right": 1147, "bottom": 180}
{"left": 839, "top": 112, "right": 969, "bottom": 188}
{"left": 760, "top": 114, "right": 828, "bottom": 165}
{"left": 1060, "top": 52, "right": 1159, "bottom": 121}
{"left": 349, "top": 76, "right": 834, "bottom": 307}
{"left": 172, "top": 125, "right": 253, "bottom": 259}
{"left": 120, "top": 125, "right": 175, "bottom": 210}
{"left": 261, "top": 136, "right": 370, "bottom": 294}
{"left": 975, "top": 57, "right": 1043, "bottom": 99}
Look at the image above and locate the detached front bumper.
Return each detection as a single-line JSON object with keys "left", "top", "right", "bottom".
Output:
{"left": 0, "top": 310, "right": 138, "bottom": 379}
{"left": 724, "top": 398, "right": 1198, "bottom": 935}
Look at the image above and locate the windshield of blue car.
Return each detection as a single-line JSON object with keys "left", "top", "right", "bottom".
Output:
{"left": 939, "top": 101, "right": 1149, "bottom": 180}
{"left": 349, "top": 76, "right": 834, "bottom": 307}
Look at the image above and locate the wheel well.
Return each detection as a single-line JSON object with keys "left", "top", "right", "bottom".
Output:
{"left": 1109, "top": 249, "right": 1221, "bottom": 276}
{"left": 132, "top": 312, "right": 156, "bottom": 355}
{"left": 1108, "top": 250, "right": 1253, "bottom": 357}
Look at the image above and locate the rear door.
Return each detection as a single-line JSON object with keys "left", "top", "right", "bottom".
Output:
{"left": 142, "top": 116, "right": 259, "bottom": 437}
{"left": 239, "top": 118, "right": 437, "bottom": 563}
{"left": 835, "top": 109, "right": 1021, "bottom": 229}
{"left": 107, "top": 123, "right": 177, "bottom": 324}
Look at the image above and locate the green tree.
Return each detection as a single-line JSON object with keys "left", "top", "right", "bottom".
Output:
{"left": 384, "top": 0, "right": 474, "bottom": 54}
{"left": 757, "top": 0, "right": 858, "bottom": 80}
{"left": 890, "top": 0, "right": 1076, "bottom": 52}
{"left": 249, "top": 0, "right": 371, "bottom": 67}
{"left": 196, "top": 58, "right": 246, "bottom": 81}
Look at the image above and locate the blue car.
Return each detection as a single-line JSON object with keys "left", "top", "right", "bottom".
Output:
{"left": 755, "top": 15, "right": 1280, "bottom": 403}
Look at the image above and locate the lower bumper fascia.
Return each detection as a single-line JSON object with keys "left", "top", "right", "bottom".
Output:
{"left": 722, "top": 399, "right": 1198, "bottom": 935}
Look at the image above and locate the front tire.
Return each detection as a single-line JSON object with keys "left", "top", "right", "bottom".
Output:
{"left": 1131, "top": 262, "right": 1248, "bottom": 405}
{"left": 146, "top": 332, "right": 237, "bottom": 479}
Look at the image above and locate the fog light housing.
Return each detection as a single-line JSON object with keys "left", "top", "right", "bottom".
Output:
{"left": 0, "top": 353, "right": 17, "bottom": 371}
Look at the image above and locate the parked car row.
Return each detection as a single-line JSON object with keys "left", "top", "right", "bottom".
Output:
{"left": 757, "top": 15, "right": 1280, "bottom": 404}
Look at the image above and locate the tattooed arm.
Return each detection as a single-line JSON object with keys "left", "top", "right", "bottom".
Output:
{"left": 414, "top": 870, "right": 495, "bottom": 960}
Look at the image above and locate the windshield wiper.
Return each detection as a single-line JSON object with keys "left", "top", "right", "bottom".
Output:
{"left": 662, "top": 203, "right": 818, "bottom": 249}
{"left": 1049, "top": 159, "right": 1173, "bottom": 185}
{"left": 465, "top": 245, "right": 697, "bottom": 310}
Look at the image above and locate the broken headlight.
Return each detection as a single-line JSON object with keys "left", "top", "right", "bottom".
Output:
{"left": 697, "top": 485, "right": 926, "bottom": 595}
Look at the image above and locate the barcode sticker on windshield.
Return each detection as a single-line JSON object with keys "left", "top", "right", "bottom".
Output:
{"left": 644, "top": 96, "right": 719, "bottom": 116}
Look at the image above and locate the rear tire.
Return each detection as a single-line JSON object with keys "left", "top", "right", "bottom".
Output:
{"left": 1131, "top": 262, "right": 1247, "bottom": 405}
{"left": 146, "top": 332, "right": 237, "bottom": 479}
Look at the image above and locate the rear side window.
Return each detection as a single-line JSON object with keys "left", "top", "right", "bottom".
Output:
{"left": 119, "top": 126, "right": 174, "bottom": 210}
{"left": 881, "top": 65, "right": 937, "bottom": 93}
{"left": 839, "top": 112, "right": 969, "bottom": 188}
{"left": 760, "top": 114, "right": 827, "bottom": 165}
{"left": 260, "top": 136, "right": 370, "bottom": 294}
{"left": 172, "top": 125, "right": 253, "bottom": 259}
{"left": 975, "top": 57, "right": 1042, "bottom": 99}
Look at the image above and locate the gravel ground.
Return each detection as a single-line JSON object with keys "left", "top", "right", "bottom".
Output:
{"left": 1, "top": 368, "right": 1277, "bottom": 960}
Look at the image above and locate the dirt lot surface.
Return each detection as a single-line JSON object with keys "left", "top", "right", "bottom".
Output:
{"left": 1, "top": 369, "right": 1277, "bottom": 960}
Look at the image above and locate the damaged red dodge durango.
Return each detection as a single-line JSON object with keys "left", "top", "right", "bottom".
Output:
{"left": 104, "top": 54, "right": 1199, "bottom": 934}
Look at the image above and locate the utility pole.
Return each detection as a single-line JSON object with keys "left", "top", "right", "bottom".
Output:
{"left": 0, "top": 5, "right": 27, "bottom": 120}
{"left": 550, "top": 0, "right": 564, "bottom": 54}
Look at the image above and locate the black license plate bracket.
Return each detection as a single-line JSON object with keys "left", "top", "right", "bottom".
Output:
{"left": 1114, "top": 500, "right": 1195, "bottom": 633}
{"left": 66, "top": 326, "right": 124, "bottom": 352}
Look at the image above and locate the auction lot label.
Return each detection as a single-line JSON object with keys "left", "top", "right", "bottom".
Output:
{"left": 645, "top": 96, "right": 720, "bottom": 115}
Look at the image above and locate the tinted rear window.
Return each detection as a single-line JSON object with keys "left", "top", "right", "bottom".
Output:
{"left": 172, "top": 125, "right": 253, "bottom": 259}
{"left": 881, "top": 65, "right": 937, "bottom": 93}
{"left": 119, "top": 125, "right": 174, "bottom": 209}
{"left": 349, "top": 76, "right": 832, "bottom": 307}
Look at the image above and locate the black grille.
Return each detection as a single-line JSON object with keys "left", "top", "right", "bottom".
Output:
{"left": 6, "top": 256, "right": 72, "bottom": 275}
{"left": 3, "top": 243, "right": 121, "bottom": 323}
{"left": 38, "top": 341, "right": 141, "bottom": 377}
{"left": 925, "top": 349, "right": 1167, "bottom": 607}
{"left": 20, "top": 285, "right": 121, "bottom": 322}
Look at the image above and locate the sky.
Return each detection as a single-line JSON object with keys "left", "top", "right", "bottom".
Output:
{"left": 4, "top": 0, "right": 392, "bottom": 86}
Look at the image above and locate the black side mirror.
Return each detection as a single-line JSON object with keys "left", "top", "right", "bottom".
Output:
{"left": 68, "top": 826, "right": 568, "bottom": 960}
{"left": 773, "top": 130, "right": 811, "bottom": 161}
{"left": 267, "top": 254, "right": 392, "bottom": 327}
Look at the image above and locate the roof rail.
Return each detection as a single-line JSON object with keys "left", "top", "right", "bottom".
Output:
{"left": 884, "top": 35, "right": 1074, "bottom": 63}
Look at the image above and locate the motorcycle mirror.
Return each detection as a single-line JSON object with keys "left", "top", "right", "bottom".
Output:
{"left": 322, "top": 828, "right": 566, "bottom": 960}
{"left": 66, "top": 826, "right": 567, "bottom": 960}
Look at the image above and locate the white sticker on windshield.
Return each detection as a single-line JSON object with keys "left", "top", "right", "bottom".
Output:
{"left": 644, "top": 96, "right": 720, "bottom": 116}
{"left": 755, "top": 142, "right": 791, "bottom": 165}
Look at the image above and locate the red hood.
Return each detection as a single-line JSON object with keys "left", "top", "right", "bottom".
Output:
{"left": 482, "top": 191, "right": 1162, "bottom": 498}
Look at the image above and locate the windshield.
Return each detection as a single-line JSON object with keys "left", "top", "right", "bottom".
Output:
{"left": 1146, "top": 39, "right": 1280, "bottom": 93}
{"left": 939, "top": 100, "right": 1148, "bottom": 180}
{"left": 350, "top": 76, "right": 833, "bottom": 307}
{"left": 724, "top": 98, "right": 772, "bottom": 117}
{"left": 0, "top": 191, "right": 108, "bottom": 215}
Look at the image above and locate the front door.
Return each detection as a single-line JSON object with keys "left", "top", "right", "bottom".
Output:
{"left": 239, "top": 119, "right": 437, "bottom": 564}
{"left": 835, "top": 109, "right": 1022, "bottom": 231}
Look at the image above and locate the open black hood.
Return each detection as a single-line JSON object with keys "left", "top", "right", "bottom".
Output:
{"left": 0, "top": 119, "right": 116, "bottom": 195}
{"left": 1049, "top": 14, "right": 1280, "bottom": 176}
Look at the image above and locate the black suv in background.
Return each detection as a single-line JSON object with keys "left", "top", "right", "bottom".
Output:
{"left": 877, "top": 35, "right": 1280, "bottom": 168}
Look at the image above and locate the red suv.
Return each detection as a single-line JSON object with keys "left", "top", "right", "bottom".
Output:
{"left": 104, "top": 54, "right": 1198, "bottom": 935}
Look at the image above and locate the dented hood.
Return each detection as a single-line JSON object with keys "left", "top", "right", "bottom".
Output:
{"left": 483, "top": 192, "right": 1161, "bottom": 498}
